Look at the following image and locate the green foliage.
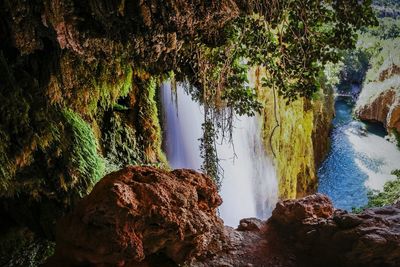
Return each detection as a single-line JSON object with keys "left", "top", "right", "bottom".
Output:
{"left": 353, "top": 17, "right": 400, "bottom": 109}
{"left": 367, "top": 170, "right": 400, "bottom": 207}
{"left": 199, "top": 119, "right": 221, "bottom": 188}
{"left": 323, "top": 62, "right": 344, "bottom": 88}
{"left": 189, "top": 1, "right": 377, "bottom": 114}
{"left": 325, "top": 15, "right": 399, "bottom": 100}
{"left": 183, "top": 2, "right": 376, "bottom": 182}
{"left": 102, "top": 112, "right": 143, "bottom": 173}
{"left": 366, "top": 17, "right": 400, "bottom": 38}
{"left": 338, "top": 49, "right": 371, "bottom": 90}
{"left": 187, "top": 15, "right": 268, "bottom": 117}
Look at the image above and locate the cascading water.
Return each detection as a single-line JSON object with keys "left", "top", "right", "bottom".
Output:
{"left": 160, "top": 83, "right": 203, "bottom": 170}
{"left": 160, "top": 82, "right": 278, "bottom": 227}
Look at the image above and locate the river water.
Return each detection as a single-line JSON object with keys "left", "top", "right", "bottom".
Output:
{"left": 318, "top": 96, "right": 400, "bottom": 210}
{"left": 160, "top": 82, "right": 278, "bottom": 227}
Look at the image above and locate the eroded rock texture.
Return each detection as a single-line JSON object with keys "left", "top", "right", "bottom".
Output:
{"left": 47, "top": 167, "right": 400, "bottom": 267}
{"left": 355, "top": 62, "right": 400, "bottom": 133}
{"left": 357, "top": 88, "right": 400, "bottom": 132}
{"left": 192, "top": 218, "right": 296, "bottom": 267}
{"left": 269, "top": 193, "right": 400, "bottom": 267}
{"left": 46, "top": 166, "right": 225, "bottom": 266}
{"left": 197, "top": 194, "right": 400, "bottom": 267}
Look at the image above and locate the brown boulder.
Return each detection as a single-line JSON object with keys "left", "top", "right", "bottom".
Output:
{"left": 192, "top": 219, "right": 297, "bottom": 267}
{"left": 46, "top": 166, "right": 225, "bottom": 266}
{"left": 270, "top": 193, "right": 334, "bottom": 226}
{"left": 269, "top": 194, "right": 400, "bottom": 267}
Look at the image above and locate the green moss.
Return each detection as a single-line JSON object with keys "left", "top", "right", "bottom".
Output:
{"left": 112, "top": 103, "right": 129, "bottom": 111}
{"left": 62, "top": 109, "right": 105, "bottom": 195}
{"left": 90, "top": 65, "right": 133, "bottom": 115}
{"left": 367, "top": 170, "right": 400, "bottom": 207}
{"left": 54, "top": 52, "right": 134, "bottom": 118}
{"left": 137, "top": 77, "right": 167, "bottom": 164}
{"left": 102, "top": 112, "right": 143, "bottom": 173}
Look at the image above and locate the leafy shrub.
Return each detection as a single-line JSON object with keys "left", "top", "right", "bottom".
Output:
{"left": 367, "top": 170, "right": 400, "bottom": 207}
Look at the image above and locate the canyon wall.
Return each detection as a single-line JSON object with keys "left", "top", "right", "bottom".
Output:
{"left": 253, "top": 69, "right": 334, "bottom": 199}
{"left": 356, "top": 63, "right": 400, "bottom": 134}
{"left": 354, "top": 29, "right": 400, "bottom": 142}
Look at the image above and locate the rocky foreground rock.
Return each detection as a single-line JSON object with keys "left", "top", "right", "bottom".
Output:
{"left": 46, "top": 167, "right": 400, "bottom": 267}
{"left": 45, "top": 166, "right": 226, "bottom": 266}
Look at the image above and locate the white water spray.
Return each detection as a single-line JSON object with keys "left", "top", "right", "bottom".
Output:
{"left": 160, "top": 82, "right": 278, "bottom": 227}
{"left": 347, "top": 128, "right": 400, "bottom": 191}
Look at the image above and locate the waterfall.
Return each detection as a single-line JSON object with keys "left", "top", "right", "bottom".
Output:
{"left": 160, "top": 82, "right": 203, "bottom": 170}
{"left": 160, "top": 82, "right": 278, "bottom": 227}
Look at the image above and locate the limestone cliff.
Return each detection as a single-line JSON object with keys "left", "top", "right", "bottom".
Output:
{"left": 355, "top": 34, "right": 400, "bottom": 139}
{"left": 356, "top": 63, "right": 400, "bottom": 134}
{"left": 253, "top": 68, "right": 334, "bottom": 199}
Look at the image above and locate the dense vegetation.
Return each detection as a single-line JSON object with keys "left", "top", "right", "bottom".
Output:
{"left": 367, "top": 170, "right": 400, "bottom": 207}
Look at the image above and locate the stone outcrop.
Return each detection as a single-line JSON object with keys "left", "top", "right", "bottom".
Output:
{"left": 356, "top": 88, "right": 400, "bottom": 132}
{"left": 46, "top": 166, "right": 400, "bottom": 267}
{"left": 269, "top": 193, "right": 400, "bottom": 267}
{"left": 192, "top": 218, "right": 297, "bottom": 267}
{"left": 45, "top": 166, "right": 225, "bottom": 266}
{"left": 355, "top": 61, "right": 400, "bottom": 134}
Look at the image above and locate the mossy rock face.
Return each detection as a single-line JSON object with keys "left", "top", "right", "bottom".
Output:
{"left": 255, "top": 67, "right": 334, "bottom": 199}
{"left": 102, "top": 110, "right": 143, "bottom": 173}
{"left": 0, "top": 108, "right": 106, "bottom": 237}
{"left": 1, "top": 109, "right": 104, "bottom": 199}
{"left": 60, "top": 109, "right": 105, "bottom": 195}
{"left": 136, "top": 77, "right": 165, "bottom": 164}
